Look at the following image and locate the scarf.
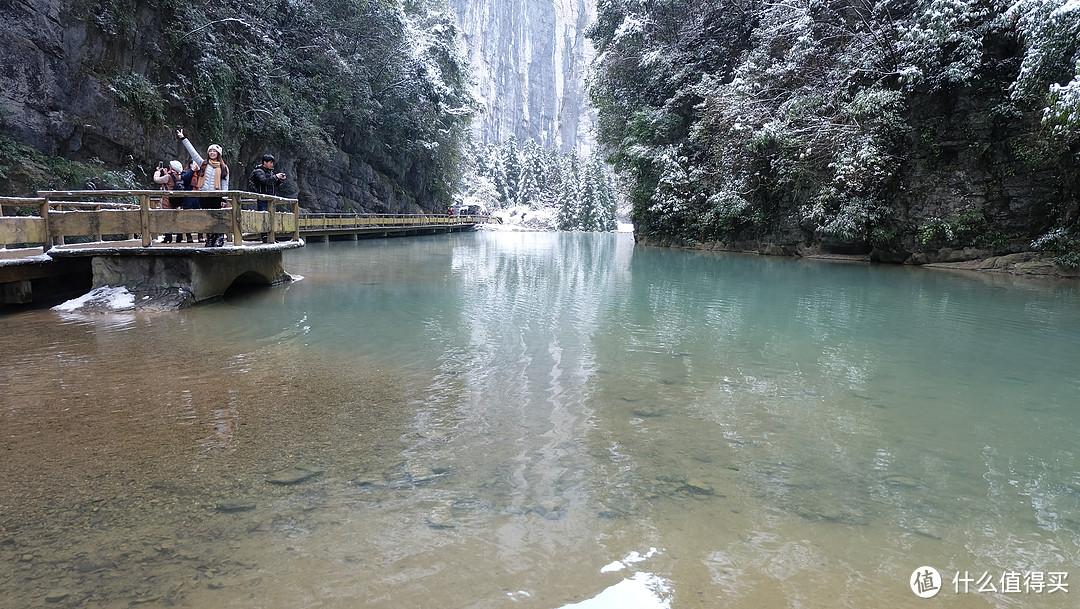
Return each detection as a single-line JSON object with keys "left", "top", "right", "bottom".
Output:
{"left": 198, "top": 158, "right": 228, "bottom": 190}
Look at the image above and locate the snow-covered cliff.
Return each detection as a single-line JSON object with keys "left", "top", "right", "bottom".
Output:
{"left": 449, "top": 0, "right": 596, "bottom": 153}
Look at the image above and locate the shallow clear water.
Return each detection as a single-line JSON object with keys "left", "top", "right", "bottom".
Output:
{"left": 2, "top": 231, "right": 1079, "bottom": 608}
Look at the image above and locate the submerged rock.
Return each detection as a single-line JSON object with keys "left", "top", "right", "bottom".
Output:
{"left": 405, "top": 463, "right": 449, "bottom": 484}
{"left": 352, "top": 476, "right": 385, "bottom": 488}
{"left": 684, "top": 479, "right": 715, "bottom": 496}
{"left": 531, "top": 501, "right": 567, "bottom": 520}
{"left": 597, "top": 499, "right": 635, "bottom": 519}
{"left": 267, "top": 466, "right": 323, "bottom": 485}
{"left": 884, "top": 474, "right": 922, "bottom": 489}
{"left": 216, "top": 498, "right": 257, "bottom": 512}
{"left": 44, "top": 589, "right": 72, "bottom": 603}
{"left": 791, "top": 504, "right": 867, "bottom": 525}
{"left": 425, "top": 505, "right": 455, "bottom": 530}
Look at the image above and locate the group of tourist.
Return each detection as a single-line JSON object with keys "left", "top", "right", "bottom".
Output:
{"left": 151, "top": 129, "right": 288, "bottom": 247}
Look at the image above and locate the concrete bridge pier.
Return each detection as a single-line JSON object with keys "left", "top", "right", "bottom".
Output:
{"left": 49, "top": 241, "right": 304, "bottom": 310}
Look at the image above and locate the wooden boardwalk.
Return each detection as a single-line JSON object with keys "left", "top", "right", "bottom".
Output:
{"left": 1, "top": 191, "right": 497, "bottom": 307}
{"left": 1, "top": 191, "right": 496, "bottom": 253}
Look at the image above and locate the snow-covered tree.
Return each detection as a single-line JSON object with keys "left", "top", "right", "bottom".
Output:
{"left": 468, "top": 137, "right": 621, "bottom": 231}
{"left": 500, "top": 135, "right": 522, "bottom": 206}
{"left": 589, "top": 0, "right": 1079, "bottom": 251}
{"left": 1007, "top": 0, "right": 1080, "bottom": 141}
{"left": 556, "top": 152, "right": 581, "bottom": 231}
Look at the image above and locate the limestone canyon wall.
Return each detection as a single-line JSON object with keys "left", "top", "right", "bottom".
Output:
{"left": 450, "top": 0, "right": 597, "bottom": 153}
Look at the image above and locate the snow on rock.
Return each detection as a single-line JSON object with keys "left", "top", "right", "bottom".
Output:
{"left": 53, "top": 286, "right": 135, "bottom": 312}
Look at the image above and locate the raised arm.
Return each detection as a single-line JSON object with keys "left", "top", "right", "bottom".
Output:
{"left": 180, "top": 135, "right": 204, "bottom": 166}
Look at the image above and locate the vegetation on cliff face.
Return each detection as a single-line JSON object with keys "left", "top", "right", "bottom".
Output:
{"left": 2, "top": 0, "right": 475, "bottom": 212}
{"left": 588, "top": 0, "right": 1080, "bottom": 261}
{"left": 0, "top": 135, "right": 139, "bottom": 194}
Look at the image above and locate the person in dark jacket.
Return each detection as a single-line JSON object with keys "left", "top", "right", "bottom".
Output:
{"left": 180, "top": 161, "right": 200, "bottom": 243}
{"left": 250, "top": 154, "right": 286, "bottom": 212}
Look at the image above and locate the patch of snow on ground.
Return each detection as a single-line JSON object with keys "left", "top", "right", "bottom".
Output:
{"left": 483, "top": 205, "right": 635, "bottom": 233}
{"left": 53, "top": 286, "right": 135, "bottom": 312}
{"left": 482, "top": 205, "right": 558, "bottom": 231}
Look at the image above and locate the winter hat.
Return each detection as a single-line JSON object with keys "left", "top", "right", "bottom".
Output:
{"left": 207, "top": 144, "right": 223, "bottom": 157}
{"left": 169, "top": 160, "right": 183, "bottom": 172}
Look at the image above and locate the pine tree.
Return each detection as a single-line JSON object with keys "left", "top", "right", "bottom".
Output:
{"left": 518, "top": 140, "right": 542, "bottom": 210}
{"left": 578, "top": 157, "right": 599, "bottom": 231}
{"left": 500, "top": 135, "right": 522, "bottom": 207}
{"left": 544, "top": 150, "right": 564, "bottom": 209}
{"left": 522, "top": 139, "right": 548, "bottom": 208}
{"left": 591, "top": 155, "right": 618, "bottom": 232}
{"left": 556, "top": 152, "right": 581, "bottom": 230}
{"left": 487, "top": 143, "right": 509, "bottom": 209}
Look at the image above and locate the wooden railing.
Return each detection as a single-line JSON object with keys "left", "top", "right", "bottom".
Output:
{"left": 298, "top": 213, "right": 500, "bottom": 231}
{"left": 2, "top": 192, "right": 500, "bottom": 253}
{"left": 0, "top": 190, "right": 300, "bottom": 249}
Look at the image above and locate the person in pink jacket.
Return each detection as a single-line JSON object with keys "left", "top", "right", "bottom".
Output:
{"left": 153, "top": 160, "right": 185, "bottom": 243}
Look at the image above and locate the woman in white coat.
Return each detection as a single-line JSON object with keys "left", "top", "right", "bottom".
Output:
{"left": 177, "top": 128, "right": 230, "bottom": 246}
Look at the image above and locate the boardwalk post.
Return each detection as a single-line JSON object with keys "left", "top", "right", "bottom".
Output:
{"left": 139, "top": 194, "right": 152, "bottom": 247}
{"left": 39, "top": 199, "right": 52, "bottom": 248}
{"left": 50, "top": 197, "right": 67, "bottom": 246}
{"left": 93, "top": 204, "right": 103, "bottom": 242}
{"left": 230, "top": 193, "right": 242, "bottom": 245}
{"left": 292, "top": 200, "right": 300, "bottom": 242}
{"left": 267, "top": 196, "right": 277, "bottom": 244}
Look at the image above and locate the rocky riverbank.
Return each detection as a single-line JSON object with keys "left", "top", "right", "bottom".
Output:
{"left": 635, "top": 235, "right": 1080, "bottom": 279}
{"left": 922, "top": 251, "right": 1080, "bottom": 278}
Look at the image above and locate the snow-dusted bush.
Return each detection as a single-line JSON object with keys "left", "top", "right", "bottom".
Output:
{"left": 1031, "top": 227, "right": 1079, "bottom": 266}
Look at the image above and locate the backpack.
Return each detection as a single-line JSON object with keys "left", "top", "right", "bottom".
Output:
{"left": 167, "top": 170, "right": 185, "bottom": 191}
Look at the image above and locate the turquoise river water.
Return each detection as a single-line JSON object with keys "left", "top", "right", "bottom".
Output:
{"left": 1, "top": 231, "right": 1079, "bottom": 608}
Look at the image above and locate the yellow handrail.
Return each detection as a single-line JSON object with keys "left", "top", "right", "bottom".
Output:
{"left": 0, "top": 190, "right": 301, "bottom": 248}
